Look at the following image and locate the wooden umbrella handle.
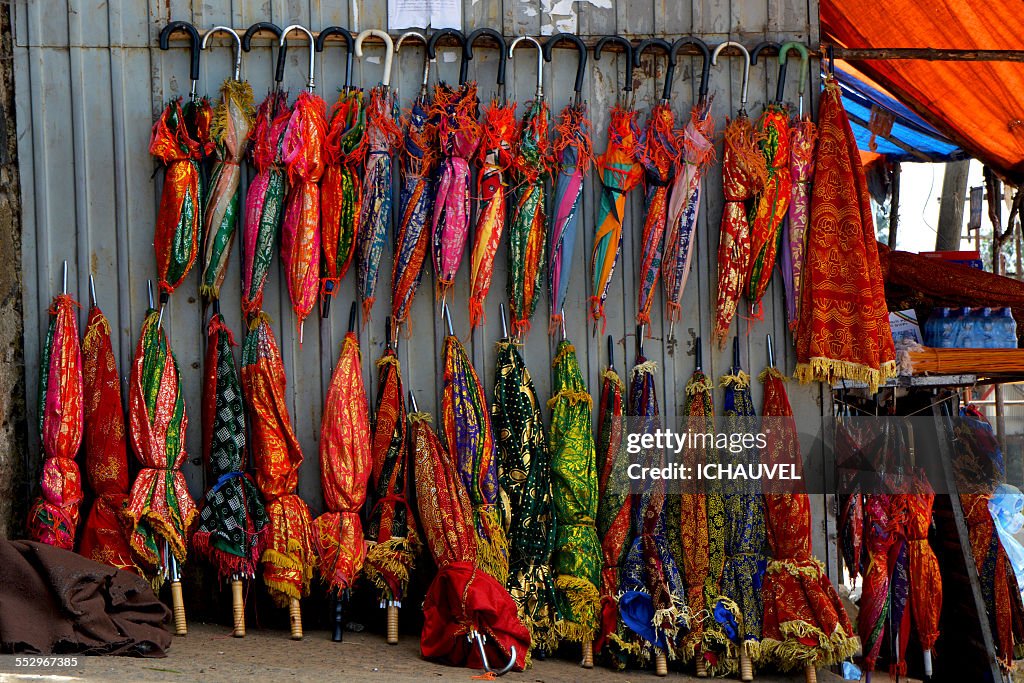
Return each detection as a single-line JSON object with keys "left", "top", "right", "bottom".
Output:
{"left": 170, "top": 580, "right": 188, "bottom": 636}
{"left": 231, "top": 579, "right": 245, "bottom": 637}
{"left": 804, "top": 663, "right": 817, "bottom": 683}
{"left": 289, "top": 597, "right": 303, "bottom": 640}
{"left": 386, "top": 604, "right": 399, "bottom": 645}
{"left": 695, "top": 651, "right": 708, "bottom": 677}
{"left": 581, "top": 639, "right": 594, "bottom": 668}
{"left": 655, "top": 651, "right": 668, "bottom": 676}
{"left": 740, "top": 648, "right": 754, "bottom": 681}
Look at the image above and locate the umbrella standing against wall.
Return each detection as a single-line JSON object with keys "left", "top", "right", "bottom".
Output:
{"left": 904, "top": 437, "right": 942, "bottom": 679}
{"left": 278, "top": 26, "right": 327, "bottom": 342}
{"left": 549, "top": 331, "right": 602, "bottom": 667}
{"left": 493, "top": 304, "right": 557, "bottom": 655}
{"left": 242, "top": 315, "right": 315, "bottom": 639}
{"left": 545, "top": 34, "right": 592, "bottom": 335}
{"left": 364, "top": 318, "right": 420, "bottom": 645}
{"left": 663, "top": 39, "right": 714, "bottom": 341}
{"left": 429, "top": 29, "right": 481, "bottom": 303}
{"left": 710, "top": 42, "right": 766, "bottom": 348}
{"left": 634, "top": 39, "right": 678, "bottom": 330}
{"left": 467, "top": 30, "right": 513, "bottom": 329}
{"left": 79, "top": 278, "right": 136, "bottom": 572}
{"left": 317, "top": 27, "right": 363, "bottom": 317}
{"left": 153, "top": 23, "right": 213, "bottom": 300}
{"left": 28, "top": 263, "right": 84, "bottom": 551}
{"left": 506, "top": 37, "right": 550, "bottom": 336}
{"left": 391, "top": 32, "right": 438, "bottom": 330}
{"left": 240, "top": 22, "right": 289, "bottom": 319}
{"left": 355, "top": 30, "right": 400, "bottom": 321}
{"left": 124, "top": 283, "right": 197, "bottom": 637}
{"left": 590, "top": 36, "right": 642, "bottom": 332}
{"left": 200, "top": 27, "right": 254, "bottom": 302}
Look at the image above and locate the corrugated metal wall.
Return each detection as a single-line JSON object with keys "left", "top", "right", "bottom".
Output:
{"left": 13, "top": 0, "right": 830, "bottom": 561}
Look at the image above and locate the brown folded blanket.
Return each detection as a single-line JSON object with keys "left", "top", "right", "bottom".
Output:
{"left": 0, "top": 539, "right": 171, "bottom": 656}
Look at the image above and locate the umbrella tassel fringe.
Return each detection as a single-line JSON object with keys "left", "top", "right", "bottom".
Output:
{"left": 600, "top": 368, "right": 625, "bottom": 391}
{"left": 554, "top": 574, "right": 600, "bottom": 643}
{"left": 363, "top": 537, "right": 417, "bottom": 603}
{"left": 794, "top": 358, "right": 897, "bottom": 393}
{"left": 758, "top": 621, "right": 860, "bottom": 670}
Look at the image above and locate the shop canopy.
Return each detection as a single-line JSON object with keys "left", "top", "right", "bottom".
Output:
{"left": 822, "top": 0, "right": 1024, "bottom": 182}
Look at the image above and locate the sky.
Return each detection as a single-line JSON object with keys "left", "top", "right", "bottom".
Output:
{"left": 893, "top": 159, "right": 986, "bottom": 253}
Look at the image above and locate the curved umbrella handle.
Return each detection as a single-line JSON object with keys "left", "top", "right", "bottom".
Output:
{"left": 635, "top": 37, "right": 675, "bottom": 102}
{"left": 780, "top": 41, "right": 810, "bottom": 115}
{"left": 355, "top": 30, "right": 396, "bottom": 88}
{"left": 202, "top": 26, "right": 242, "bottom": 82}
{"left": 159, "top": 21, "right": 202, "bottom": 97}
{"left": 508, "top": 36, "right": 544, "bottom": 99}
{"left": 671, "top": 36, "right": 710, "bottom": 103}
{"left": 542, "top": 33, "right": 587, "bottom": 99}
{"left": 396, "top": 31, "right": 431, "bottom": 94}
{"left": 316, "top": 26, "right": 355, "bottom": 89}
{"left": 751, "top": 40, "right": 786, "bottom": 104}
{"left": 711, "top": 40, "right": 751, "bottom": 111}
{"left": 594, "top": 35, "right": 635, "bottom": 94}
{"left": 278, "top": 25, "right": 316, "bottom": 92}
{"left": 427, "top": 28, "right": 467, "bottom": 84}
{"left": 242, "top": 22, "right": 286, "bottom": 86}
{"left": 466, "top": 28, "right": 507, "bottom": 87}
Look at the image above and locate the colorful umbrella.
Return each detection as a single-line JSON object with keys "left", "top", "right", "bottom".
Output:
{"left": 758, "top": 337, "right": 858, "bottom": 676}
{"left": 313, "top": 305, "right": 371, "bottom": 641}
{"left": 355, "top": 30, "right": 400, "bottom": 321}
{"left": 27, "top": 267, "right": 84, "bottom": 551}
{"left": 278, "top": 26, "right": 327, "bottom": 341}
{"left": 492, "top": 305, "right": 556, "bottom": 654}
{"left": 428, "top": 30, "right": 480, "bottom": 301}
{"left": 549, "top": 335, "right": 602, "bottom": 664}
{"left": 441, "top": 304, "right": 508, "bottom": 584}
{"left": 413, "top": 396, "right": 529, "bottom": 673}
{"left": 905, "top": 468, "right": 942, "bottom": 678}
{"left": 590, "top": 36, "right": 642, "bottom": 331}
{"left": 240, "top": 22, "right": 289, "bottom": 319}
{"left": 710, "top": 42, "right": 767, "bottom": 348}
{"left": 506, "top": 37, "right": 550, "bottom": 335}
{"left": 390, "top": 32, "right": 437, "bottom": 330}
{"left": 545, "top": 34, "right": 592, "bottom": 334}
{"left": 707, "top": 338, "right": 766, "bottom": 679}
{"left": 663, "top": 39, "right": 714, "bottom": 339}
{"left": 364, "top": 318, "right": 420, "bottom": 645}
{"left": 634, "top": 39, "right": 678, "bottom": 329}
{"left": 466, "top": 30, "right": 512, "bottom": 329}
{"left": 242, "top": 315, "right": 315, "bottom": 639}
{"left": 199, "top": 28, "right": 254, "bottom": 301}
{"left": 594, "top": 336, "right": 633, "bottom": 669}
{"left": 860, "top": 494, "right": 896, "bottom": 675}
{"left": 784, "top": 62, "right": 817, "bottom": 332}
{"left": 153, "top": 23, "right": 213, "bottom": 297}
{"left": 79, "top": 279, "right": 135, "bottom": 572}
{"left": 619, "top": 328, "right": 685, "bottom": 673}
{"left": 317, "top": 27, "right": 363, "bottom": 316}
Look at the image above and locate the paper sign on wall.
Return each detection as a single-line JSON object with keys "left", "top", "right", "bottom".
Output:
{"left": 388, "top": 0, "right": 462, "bottom": 30}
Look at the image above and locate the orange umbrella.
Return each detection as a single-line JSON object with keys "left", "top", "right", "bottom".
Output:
{"left": 905, "top": 468, "right": 942, "bottom": 677}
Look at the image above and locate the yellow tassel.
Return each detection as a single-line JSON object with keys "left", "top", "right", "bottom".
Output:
{"left": 363, "top": 537, "right": 418, "bottom": 602}
{"left": 757, "top": 366, "right": 788, "bottom": 383}
{"left": 375, "top": 354, "right": 401, "bottom": 372}
{"left": 686, "top": 377, "right": 715, "bottom": 396}
{"left": 554, "top": 574, "right": 600, "bottom": 643}
{"left": 408, "top": 411, "right": 433, "bottom": 424}
{"left": 552, "top": 343, "right": 577, "bottom": 366}
{"left": 719, "top": 371, "right": 751, "bottom": 389}
{"left": 631, "top": 359, "right": 658, "bottom": 379}
{"left": 546, "top": 390, "right": 593, "bottom": 409}
{"left": 601, "top": 367, "right": 625, "bottom": 391}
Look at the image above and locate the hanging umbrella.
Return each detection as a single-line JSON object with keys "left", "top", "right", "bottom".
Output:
{"left": 428, "top": 30, "right": 480, "bottom": 302}
{"left": 199, "top": 28, "right": 254, "bottom": 302}
{"left": 634, "top": 39, "right": 678, "bottom": 329}
{"left": 836, "top": 418, "right": 865, "bottom": 584}
{"left": 192, "top": 307, "right": 269, "bottom": 638}
{"left": 492, "top": 304, "right": 556, "bottom": 654}
{"left": 663, "top": 39, "right": 714, "bottom": 340}
{"left": 506, "top": 37, "right": 550, "bottom": 336}
{"left": 619, "top": 327, "right": 685, "bottom": 674}
{"left": 594, "top": 336, "right": 634, "bottom": 669}
{"left": 317, "top": 27, "right": 362, "bottom": 317}
{"left": 905, "top": 464, "right": 942, "bottom": 679}
{"left": 758, "top": 336, "right": 858, "bottom": 679}
{"left": 27, "top": 264, "right": 84, "bottom": 551}
{"left": 313, "top": 304, "right": 371, "bottom": 641}
{"left": 860, "top": 494, "right": 896, "bottom": 676}
{"left": 783, "top": 46, "right": 816, "bottom": 331}
{"left": 710, "top": 42, "right": 767, "bottom": 348}
{"left": 590, "top": 36, "right": 642, "bottom": 331}
{"left": 549, "top": 334, "right": 603, "bottom": 665}
{"left": 467, "top": 30, "right": 512, "bottom": 329}
{"left": 413, "top": 395, "right": 528, "bottom": 673}
{"left": 278, "top": 26, "right": 327, "bottom": 341}
{"left": 240, "top": 22, "right": 289, "bottom": 319}
{"left": 440, "top": 304, "right": 508, "bottom": 584}
{"left": 124, "top": 283, "right": 197, "bottom": 637}
{"left": 390, "top": 32, "right": 437, "bottom": 330}
{"left": 707, "top": 338, "right": 766, "bottom": 680}
{"left": 153, "top": 23, "right": 213, "bottom": 297}
{"left": 679, "top": 340, "right": 719, "bottom": 676}
{"left": 79, "top": 278, "right": 136, "bottom": 572}
{"left": 364, "top": 318, "right": 420, "bottom": 645}
{"left": 544, "top": 34, "right": 591, "bottom": 335}
{"left": 241, "top": 315, "right": 315, "bottom": 639}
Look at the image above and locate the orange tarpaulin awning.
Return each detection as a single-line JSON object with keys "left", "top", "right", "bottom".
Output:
{"left": 822, "top": 1, "right": 1024, "bottom": 182}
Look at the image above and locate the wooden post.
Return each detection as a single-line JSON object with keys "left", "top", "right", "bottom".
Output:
{"left": 936, "top": 160, "right": 970, "bottom": 251}
{"left": 888, "top": 162, "right": 901, "bottom": 248}
{"left": 289, "top": 597, "right": 303, "bottom": 640}
{"left": 231, "top": 578, "right": 245, "bottom": 637}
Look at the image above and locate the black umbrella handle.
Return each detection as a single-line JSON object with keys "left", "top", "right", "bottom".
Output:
{"left": 694, "top": 337, "right": 703, "bottom": 372}
{"left": 607, "top": 334, "right": 615, "bottom": 370}
{"left": 159, "top": 21, "right": 202, "bottom": 85}
{"left": 332, "top": 596, "right": 344, "bottom": 642}
{"left": 241, "top": 22, "right": 287, "bottom": 85}
{"left": 635, "top": 37, "right": 675, "bottom": 101}
{"left": 316, "top": 26, "right": 355, "bottom": 89}
{"left": 427, "top": 28, "right": 467, "bottom": 84}
{"left": 348, "top": 302, "right": 358, "bottom": 334}
{"left": 594, "top": 35, "right": 635, "bottom": 93}
{"left": 733, "top": 335, "right": 741, "bottom": 371}
{"left": 466, "top": 28, "right": 507, "bottom": 87}
{"left": 543, "top": 33, "right": 588, "bottom": 97}
{"left": 671, "top": 37, "right": 710, "bottom": 103}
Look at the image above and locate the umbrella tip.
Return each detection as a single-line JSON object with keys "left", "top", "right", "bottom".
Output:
{"left": 442, "top": 299, "right": 453, "bottom": 336}
{"left": 635, "top": 324, "right": 644, "bottom": 359}
{"left": 408, "top": 390, "right": 418, "bottom": 412}
{"left": 499, "top": 302, "right": 508, "bottom": 339}
{"left": 694, "top": 336, "right": 703, "bottom": 371}
{"left": 147, "top": 280, "right": 154, "bottom": 310}
{"left": 348, "top": 301, "right": 358, "bottom": 333}
{"left": 766, "top": 333, "right": 775, "bottom": 368}
{"left": 560, "top": 308, "right": 567, "bottom": 341}
{"left": 733, "top": 335, "right": 741, "bottom": 371}
{"left": 89, "top": 274, "right": 96, "bottom": 307}
{"left": 61, "top": 260, "right": 67, "bottom": 295}
{"left": 607, "top": 334, "right": 615, "bottom": 370}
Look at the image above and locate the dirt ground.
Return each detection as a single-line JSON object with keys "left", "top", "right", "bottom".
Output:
{"left": 0, "top": 622, "right": 852, "bottom": 683}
